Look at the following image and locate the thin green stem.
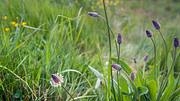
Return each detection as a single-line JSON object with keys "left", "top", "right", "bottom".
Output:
{"left": 117, "top": 44, "right": 121, "bottom": 101}
{"left": 143, "top": 63, "right": 146, "bottom": 79}
{"left": 101, "top": 16, "right": 119, "bottom": 60}
{"left": 101, "top": 11, "right": 117, "bottom": 53}
{"left": 103, "top": 0, "right": 116, "bottom": 101}
{"left": 102, "top": 0, "right": 112, "bottom": 58}
{"left": 117, "top": 71, "right": 121, "bottom": 101}
{"left": 158, "top": 30, "right": 167, "bottom": 52}
{"left": 158, "top": 30, "right": 168, "bottom": 71}
{"left": 117, "top": 44, "right": 120, "bottom": 63}
{"left": 62, "top": 86, "right": 75, "bottom": 101}
{"left": 150, "top": 38, "right": 157, "bottom": 80}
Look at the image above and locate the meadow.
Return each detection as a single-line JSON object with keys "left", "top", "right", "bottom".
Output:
{"left": 0, "top": 0, "right": 180, "bottom": 101}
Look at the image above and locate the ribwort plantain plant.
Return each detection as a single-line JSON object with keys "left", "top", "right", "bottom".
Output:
{"left": 150, "top": 21, "right": 179, "bottom": 101}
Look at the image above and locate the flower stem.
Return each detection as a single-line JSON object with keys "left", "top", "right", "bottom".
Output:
{"left": 117, "top": 71, "right": 121, "bottom": 101}
{"left": 102, "top": 0, "right": 116, "bottom": 100}
{"left": 62, "top": 86, "right": 75, "bottom": 101}
{"left": 118, "top": 44, "right": 120, "bottom": 62}
{"left": 158, "top": 30, "right": 167, "bottom": 52}
{"left": 150, "top": 38, "right": 157, "bottom": 80}
{"left": 117, "top": 44, "right": 121, "bottom": 101}
{"left": 158, "top": 30, "right": 168, "bottom": 71}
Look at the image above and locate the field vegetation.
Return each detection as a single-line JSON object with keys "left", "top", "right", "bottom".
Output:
{"left": 0, "top": 0, "right": 179, "bottom": 101}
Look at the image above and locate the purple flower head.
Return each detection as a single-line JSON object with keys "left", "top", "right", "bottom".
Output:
{"left": 117, "top": 33, "right": 122, "bottom": 45}
{"left": 144, "top": 55, "right": 148, "bottom": 62}
{"left": 146, "top": 30, "right": 152, "bottom": 38}
{"left": 130, "top": 72, "right": 135, "bottom": 81}
{"left": 88, "top": 12, "right": 99, "bottom": 17}
{"left": 50, "top": 73, "right": 64, "bottom": 87}
{"left": 51, "top": 74, "right": 60, "bottom": 83}
{"left": 152, "top": 20, "right": 160, "bottom": 30}
{"left": 174, "top": 37, "right": 179, "bottom": 48}
{"left": 111, "top": 64, "right": 121, "bottom": 71}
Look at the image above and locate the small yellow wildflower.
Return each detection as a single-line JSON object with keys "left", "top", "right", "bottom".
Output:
{"left": 16, "top": 17, "right": 19, "bottom": 20}
{"left": 11, "top": 21, "right": 18, "bottom": 27}
{"left": 3, "top": 27, "right": 10, "bottom": 32}
{"left": 14, "top": 23, "right": 18, "bottom": 27}
{"left": 2, "top": 16, "right": 8, "bottom": 20}
{"left": 21, "top": 22, "right": 27, "bottom": 27}
{"left": 11, "top": 21, "right": 16, "bottom": 25}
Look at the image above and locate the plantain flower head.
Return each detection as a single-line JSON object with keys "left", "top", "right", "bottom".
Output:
{"left": 152, "top": 20, "right": 160, "bottom": 30}
{"left": 174, "top": 37, "right": 179, "bottom": 48}
{"left": 130, "top": 72, "right": 136, "bottom": 81}
{"left": 111, "top": 64, "right": 122, "bottom": 71}
{"left": 50, "top": 73, "right": 64, "bottom": 87}
{"left": 146, "top": 30, "right": 152, "bottom": 38}
{"left": 117, "top": 33, "right": 122, "bottom": 45}
{"left": 88, "top": 12, "right": 99, "bottom": 17}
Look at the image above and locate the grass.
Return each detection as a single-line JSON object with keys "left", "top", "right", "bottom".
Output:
{"left": 0, "top": 0, "right": 180, "bottom": 101}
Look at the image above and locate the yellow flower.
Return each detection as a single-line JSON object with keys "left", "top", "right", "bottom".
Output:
{"left": 16, "top": 17, "right": 19, "bottom": 20}
{"left": 2, "top": 16, "right": 8, "bottom": 20}
{"left": 11, "top": 21, "right": 18, "bottom": 27}
{"left": 3, "top": 27, "right": 10, "bottom": 32}
{"left": 14, "top": 23, "right": 19, "bottom": 27}
{"left": 11, "top": 21, "right": 16, "bottom": 25}
{"left": 21, "top": 22, "right": 27, "bottom": 27}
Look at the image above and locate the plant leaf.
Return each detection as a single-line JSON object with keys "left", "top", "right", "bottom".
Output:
{"left": 147, "top": 80, "right": 157, "bottom": 101}
{"left": 88, "top": 65, "right": 103, "bottom": 79}
{"left": 137, "top": 86, "right": 149, "bottom": 96}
